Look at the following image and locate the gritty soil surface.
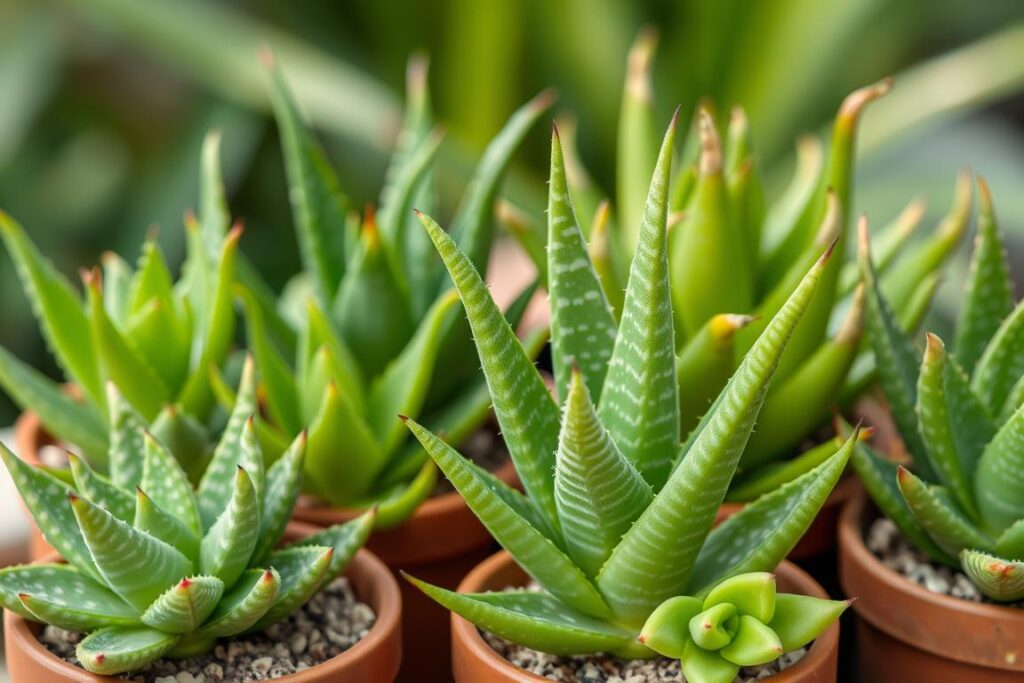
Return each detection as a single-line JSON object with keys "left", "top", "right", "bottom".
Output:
{"left": 482, "top": 583, "right": 808, "bottom": 682}
{"left": 485, "top": 632, "right": 807, "bottom": 683}
{"left": 867, "top": 517, "right": 1024, "bottom": 607}
{"left": 39, "top": 577, "right": 375, "bottom": 682}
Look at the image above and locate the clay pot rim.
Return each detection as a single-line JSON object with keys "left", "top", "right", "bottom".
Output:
{"left": 4, "top": 524, "right": 401, "bottom": 682}
{"left": 839, "top": 489, "right": 1024, "bottom": 621}
{"left": 451, "top": 550, "right": 840, "bottom": 682}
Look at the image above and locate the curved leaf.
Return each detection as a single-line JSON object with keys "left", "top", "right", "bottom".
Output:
{"left": 76, "top": 626, "right": 178, "bottom": 675}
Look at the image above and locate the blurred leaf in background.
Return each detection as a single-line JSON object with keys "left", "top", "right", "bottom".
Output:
{"left": 0, "top": 0, "right": 1022, "bottom": 423}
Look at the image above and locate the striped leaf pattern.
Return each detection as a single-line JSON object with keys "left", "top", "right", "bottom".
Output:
{"left": 548, "top": 128, "right": 617, "bottom": 401}
{"left": 597, "top": 113, "right": 679, "bottom": 490}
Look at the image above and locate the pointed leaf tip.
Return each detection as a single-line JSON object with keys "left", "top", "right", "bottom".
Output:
{"left": 698, "top": 109, "right": 721, "bottom": 176}
{"left": 839, "top": 77, "right": 893, "bottom": 122}
{"left": 258, "top": 44, "right": 276, "bottom": 68}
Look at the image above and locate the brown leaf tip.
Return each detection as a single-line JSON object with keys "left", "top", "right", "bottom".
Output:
{"left": 258, "top": 44, "right": 276, "bottom": 68}
{"left": 698, "top": 108, "right": 722, "bottom": 176}
{"left": 397, "top": 414, "right": 409, "bottom": 423}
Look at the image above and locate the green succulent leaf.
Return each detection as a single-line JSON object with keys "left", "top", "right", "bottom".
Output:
{"left": 637, "top": 595, "right": 703, "bottom": 659}
{"left": 897, "top": 467, "right": 994, "bottom": 558}
{"left": 199, "top": 568, "right": 280, "bottom": 638}
{"left": 417, "top": 210, "right": 561, "bottom": 526}
{"left": 0, "top": 564, "right": 137, "bottom": 626}
{"left": 150, "top": 404, "right": 211, "bottom": 484}
{"left": 200, "top": 467, "right": 260, "bottom": 587}
{"left": 239, "top": 288, "right": 303, "bottom": 436}
{"left": 252, "top": 433, "right": 306, "bottom": 565}
{"left": 284, "top": 510, "right": 375, "bottom": 578}
{"left": 681, "top": 639, "right": 740, "bottom": 683}
{"left": 101, "top": 251, "right": 134, "bottom": 329}
{"left": 703, "top": 573, "right": 776, "bottom": 623}
{"left": 996, "top": 518, "right": 1024, "bottom": 560}
{"left": 960, "top": 549, "right": 1024, "bottom": 602}
{"left": 768, "top": 593, "right": 847, "bottom": 651}
{"left": 134, "top": 488, "right": 200, "bottom": 565}
{"left": 70, "top": 493, "right": 193, "bottom": 612}
{"left": 972, "top": 300, "right": 1024, "bottom": 419}
{"left": 728, "top": 436, "right": 844, "bottom": 503}
{"left": 404, "top": 417, "right": 610, "bottom": 618}
{"left": 0, "top": 211, "right": 103, "bottom": 408}
{"left": 196, "top": 357, "right": 259, "bottom": 529}
{"left": 369, "top": 458, "right": 438, "bottom": 530}
{"left": 555, "top": 368, "right": 653, "bottom": 578}
{"left": 142, "top": 433, "right": 202, "bottom": 535}
{"left": 0, "top": 445, "right": 101, "bottom": 582}
{"left": 0, "top": 345, "right": 108, "bottom": 464}
{"left": 689, "top": 602, "right": 737, "bottom": 651}
{"left": 106, "top": 384, "right": 145, "bottom": 488}
{"left": 368, "top": 290, "right": 459, "bottom": 456}
{"left": 616, "top": 29, "right": 658, "bottom": 253}
{"left": 719, "top": 615, "right": 782, "bottom": 667}
{"left": 677, "top": 314, "right": 755, "bottom": 435}
{"left": 405, "top": 578, "right": 634, "bottom": 656}
{"left": 68, "top": 453, "right": 135, "bottom": 523}
{"left": 76, "top": 626, "right": 178, "bottom": 675}
{"left": 598, "top": 243, "right": 830, "bottom": 624}
{"left": 954, "top": 180, "right": 1014, "bottom": 374}
{"left": 974, "top": 403, "right": 1024, "bottom": 532}
{"left": 548, "top": 127, "right": 617, "bottom": 401}
{"left": 688, "top": 432, "right": 855, "bottom": 594}
{"left": 141, "top": 576, "right": 224, "bottom": 634}
{"left": 250, "top": 545, "right": 333, "bottom": 632}
{"left": 267, "top": 64, "right": 349, "bottom": 308}
{"left": 198, "top": 131, "right": 230, "bottom": 258}
{"left": 598, "top": 112, "right": 679, "bottom": 489}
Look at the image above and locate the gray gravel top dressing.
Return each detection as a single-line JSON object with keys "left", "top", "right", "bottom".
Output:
{"left": 867, "top": 517, "right": 1024, "bottom": 607}
{"left": 38, "top": 577, "right": 375, "bottom": 682}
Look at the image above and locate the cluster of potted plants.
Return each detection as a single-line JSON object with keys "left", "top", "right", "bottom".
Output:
{"left": 0, "top": 33, "right": 1017, "bottom": 683}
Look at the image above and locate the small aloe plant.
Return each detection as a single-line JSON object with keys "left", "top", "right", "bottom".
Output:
{"left": 0, "top": 357, "right": 373, "bottom": 675}
{"left": 854, "top": 180, "right": 1024, "bottom": 602}
{"left": 510, "top": 32, "right": 969, "bottom": 501}
{"left": 227, "top": 57, "right": 549, "bottom": 527}
{"left": 402, "top": 112, "right": 850, "bottom": 680}
{"left": 639, "top": 573, "right": 845, "bottom": 683}
{"left": 0, "top": 133, "right": 241, "bottom": 476}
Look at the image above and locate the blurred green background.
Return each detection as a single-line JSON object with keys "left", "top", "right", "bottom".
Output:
{"left": 1, "top": 0, "right": 1023, "bottom": 422}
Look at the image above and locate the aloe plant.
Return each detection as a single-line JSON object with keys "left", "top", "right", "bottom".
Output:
{"left": 0, "top": 356, "right": 373, "bottom": 675}
{"left": 508, "top": 34, "right": 969, "bottom": 501}
{"left": 227, "top": 57, "right": 549, "bottom": 528}
{"left": 0, "top": 132, "right": 241, "bottom": 476}
{"left": 402, "top": 114, "right": 850, "bottom": 680}
{"left": 854, "top": 180, "right": 1024, "bottom": 602}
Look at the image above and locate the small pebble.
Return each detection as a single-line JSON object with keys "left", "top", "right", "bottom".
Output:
{"left": 39, "top": 577, "right": 375, "bottom": 682}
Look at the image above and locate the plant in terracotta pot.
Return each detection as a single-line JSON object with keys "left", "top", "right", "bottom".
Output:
{"left": 0, "top": 358, "right": 401, "bottom": 681}
{"left": 402, "top": 112, "right": 851, "bottom": 682}
{"left": 247, "top": 56, "right": 548, "bottom": 681}
{"left": 507, "top": 32, "right": 969, "bottom": 560}
{"left": 841, "top": 179, "right": 1024, "bottom": 680}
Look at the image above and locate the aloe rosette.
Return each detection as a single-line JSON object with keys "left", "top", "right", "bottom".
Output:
{"left": 0, "top": 357, "right": 373, "bottom": 675}
{"left": 402, "top": 113, "right": 849, "bottom": 682}
{"left": 229, "top": 57, "right": 549, "bottom": 527}
{"left": 0, "top": 133, "right": 241, "bottom": 477}
{"left": 509, "top": 33, "right": 968, "bottom": 501}
{"left": 854, "top": 180, "right": 1024, "bottom": 602}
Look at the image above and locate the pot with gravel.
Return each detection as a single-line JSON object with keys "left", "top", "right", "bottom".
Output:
{"left": 841, "top": 180, "right": 1024, "bottom": 680}
{"left": 401, "top": 116, "right": 850, "bottom": 682}
{"left": 1, "top": 365, "right": 401, "bottom": 682}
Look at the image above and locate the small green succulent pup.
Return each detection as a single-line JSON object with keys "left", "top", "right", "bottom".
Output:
{"left": 639, "top": 573, "right": 844, "bottom": 683}
{"left": 229, "top": 57, "right": 549, "bottom": 527}
{"left": 0, "top": 132, "right": 241, "bottom": 476}
{"left": 402, "top": 111, "right": 849, "bottom": 678}
{"left": 0, "top": 357, "right": 373, "bottom": 675}
{"left": 855, "top": 180, "right": 1024, "bottom": 602}
{"left": 511, "top": 32, "right": 969, "bottom": 501}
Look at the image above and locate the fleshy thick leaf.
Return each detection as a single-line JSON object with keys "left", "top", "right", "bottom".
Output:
{"left": 141, "top": 576, "right": 224, "bottom": 633}
{"left": 418, "top": 210, "right": 561, "bottom": 526}
{"left": 974, "top": 404, "right": 1024, "bottom": 532}
{"left": 284, "top": 510, "right": 375, "bottom": 578}
{"left": 200, "top": 467, "right": 260, "bottom": 587}
{"left": 548, "top": 127, "right": 617, "bottom": 401}
{"left": 106, "top": 383, "right": 146, "bottom": 488}
{"left": 616, "top": 29, "right": 658, "bottom": 252}
{"left": 405, "top": 417, "right": 610, "bottom": 617}
{"left": 142, "top": 433, "right": 201, "bottom": 535}
{"left": 897, "top": 468, "right": 993, "bottom": 558}
{"left": 768, "top": 593, "right": 848, "bottom": 651}
{"left": 972, "top": 299, "right": 1024, "bottom": 419}
{"left": 252, "top": 433, "right": 306, "bottom": 565}
{"left": 954, "top": 180, "right": 1014, "bottom": 373}
{"left": 76, "top": 626, "right": 178, "bottom": 675}
{"left": 638, "top": 595, "right": 703, "bottom": 659}
{"left": 406, "top": 578, "right": 634, "bottom": 656}
{"left": 250, "top": 546, "right": 333, "bottom": 632}
{"left": 555, "top": 369, "right": 652, "bottom": 577}
{"left": 960, "top": 549, "right": 1024, "bottom": 602}
{"left": 598, "top": 245, "right": 830, "bottom": 624}
{"left": 68, "top": 453, "right": 135, "bottom": 522}
{"left": 0, "top": 564, "right": 137, "bottom": 627}
{"left": 688, "top": 432, "right": 855, "bottom": 594}
{"left": 134, "top": 488, "right": 200, "bottom": 564}
{"left": 71, "top": 493, "right": 193, "bottom": 612}
{"left": 199, "top": 569, "right": 280, "bottom": 638}
{"left": 598, "top": 112, "right": 679, "bottom": 489}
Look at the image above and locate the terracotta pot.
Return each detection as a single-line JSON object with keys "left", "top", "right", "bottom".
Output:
{"left": 839, "top": 489, "right": 1024, "bottom": 681}
{"left": 716, "top": 475, "right": 861, "bottom": 562}
{"left": 451, "top": 550, "right": 841, "bottom": 682}
{"left": 3, "top": 521, "right": 402, "bottom": 682}
{"left": 292, "top": 459, "right": 516, "bottom": 683}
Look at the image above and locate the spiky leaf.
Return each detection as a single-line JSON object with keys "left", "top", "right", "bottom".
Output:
{"left": 0, "top": 564, "right": 137, "bottom": 627}
{"left": 200, "top": 467, "right": 260, "bottom": 587}
{"left": 250, "top": 546, "right": 333, "bottom": 631}
{"left": 960, "top": 549, "right": 1024, "bottom": 602}
{"left": 199, "top": 569, "right": 280, "bottom": 638}
{"left": 141, "top": 576, "right": 224, "bottom": 633}
{"left": 142, "top": 433, "right": 201, "bottom": 535}
{"left": 76, "top": 626, "right": 178, "bottom": 675}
